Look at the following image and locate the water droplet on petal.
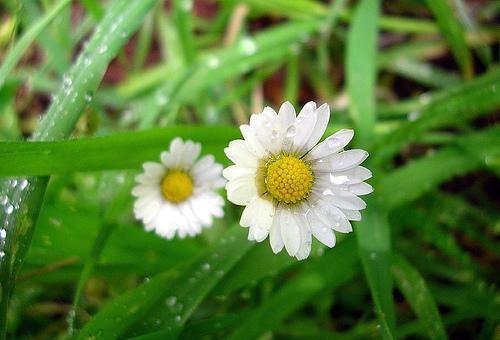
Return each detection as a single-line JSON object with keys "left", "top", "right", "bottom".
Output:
{"left": 286, "top": 125, "right": 297, "bottom": 138}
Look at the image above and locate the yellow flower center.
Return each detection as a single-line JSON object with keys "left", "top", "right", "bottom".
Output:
{"left": 265, "top": 155, "right": 314, "bottom": 204}
{"left": 161, "top": 171, "right": 193, "bottom": 203}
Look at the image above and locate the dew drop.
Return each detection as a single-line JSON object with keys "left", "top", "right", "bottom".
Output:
{"left": 206, "top": 55, "right": 220, "bottom": 69}
{"left": 407, "top": 111, "right": 421, "bottom": 122}
{"left": 0, "top": 230, "right": 6, "bottom": 239}
{"left": 84, "top": 91, "right": 93, "bottom": 103}
{"left": 240, "top": 37, "right": 257, "bottom": 55}
{"left": 165, "top": 296, "right": 177, "bottom": 307}
{"left": 327, "top": 137, "right": 341, "bottom": 149}
{"left": 19, "top": 179, "right": 28, "bottom": 190}
{"left": 286, "top": 125, "right": 297, "bottom": 138}
{"left": 0, "top": 196, "right": 7, "bottom": 205}
{"left": 5, "top": 205, "right": 14, "bottom": 215}
{"left": 98, "top": 45, "right": 108, "bottom": 54}
{"left": 202, "top": 263, "right": 210, "bottom": 271}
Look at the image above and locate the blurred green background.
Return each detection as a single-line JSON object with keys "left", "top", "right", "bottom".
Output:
{"left": 0, "top": 0, "right": 499, "bottom": 339}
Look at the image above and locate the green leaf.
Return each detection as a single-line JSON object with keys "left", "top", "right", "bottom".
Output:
{"left": 346, "top": 0, "right": 379, "bottom": 148}
{"left": 356, "top": 197, "right": 396, "bottom": 339}
{"left": 392, "top": 255, "right": 447, "bottom": 340}
{"left": 376, "top": 68, "right": 500, "bottom": 162}
{"left": 0, "top": 126, "right": 239, "bottom": 176}
{"left": 227, "top": 238, "right": 359, "bottom": 340}
{"left": 426, "top": 0, "right": 473, "bottom": 78}
{"left": 77, "top": 227, "right": 253, "bottom": 339}
{"left": 0, "top": 0, "right": 157, "bottom": 335}
{"left": 379, "top": 126, "right": 500, "bottom": 209}
{"left": 346, "top": 1, "right": 394, "bottom": 338}
{"left": 0, "top": 0, "right": 72, "bottom": 90}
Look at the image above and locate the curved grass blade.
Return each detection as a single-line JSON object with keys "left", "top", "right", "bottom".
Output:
{"left": 77, "top": 227, "right": 253, "bottom": 339}
{"left": 0, "top": 0, "right": 157, "bottom": 336}
{"left": 392, "top": 255, "right": 447, "bottom": 340}
{"left": 346, "top": 0, "right": 395, "bottom": 338}
{"left": 346, "top": 0, "right": 379, "bottom": 148}
{"left": 0, "top": 0, "right": 72, "bottom": 90}
{"left": 376, "top": 68, "right": 500, "bottom": 162}
{"left": 426, "top": 0, "right": 473, "bottom": 78}
{"left": 0, "top": 126, "right": 240, "bottom": 176}
{"left": 227, "top": 238, "right": 358, "bottom": 340}
{"left": 379, "top": 126, "right": 500, "bottom": 209}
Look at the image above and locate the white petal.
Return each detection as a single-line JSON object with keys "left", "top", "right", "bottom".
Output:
{"left": 340, "top": 209, "right": 361, "bottom": 221}
{"left": 142, "top": 162, "right": 165, "bottom": 178}
{"left": 251, "top": 108, "right": 283, "bottom": 155}
{"left": 303, "top": 103, "right": 330, "bottom": 153}
{"left": 312, "top": 149, "right": 369, "bottom": 172}
{"left": 269, "top": 210, "right": 284, "bottom": 253}
{"left": 241, "top": 197, "right": 275, "bottom": 242}
{"left": 327, "top": 166, "right": 372, "bottom": 185}
{"left": 349, "top": 182, "right": 373, "bottom": 195}
{"left": 278, "top": 101, "right": 296, "bottom": 127}
{"left": 225, "top": 177, "right": 258, "bottom": 205}
{"left": 280, "top": 209, "right": 301, "bottom": 256}
{"left": 131, "top": 184, "right": 157, "bottom": 197}
{"left": 240, "top": 125, "right": 268, "bottom": 158}
{"left": 322, "top": 192, "right": 367, "bottom": 211}
{"left": 313, "top": 200, "right": 353, "bottom": 233}
{"left": 222, "top": 165, "right": 256, "bottom": 181}
{"left": 307, "top": 129, "right": 354, "bottom": 161}
{"left": 312, "top": 224, "right": 336, "bottom": 248}
{"left": 295, "top": 213, "right": 312, "bottom": 260}
{"left": 224, "top": 140, "right": 259, "bottom": 167}
{"left": 290, "top": 102, "right": 317, "bottom": 155}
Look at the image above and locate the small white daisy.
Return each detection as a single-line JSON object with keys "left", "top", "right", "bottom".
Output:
{"left": 132, "top": 137, "right": 225, "bottom": 239}
{"left": 223, "top": 101, "right": 373, "bottom": 260}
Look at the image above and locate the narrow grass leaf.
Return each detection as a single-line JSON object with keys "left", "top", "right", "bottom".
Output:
{"left": 0, "top": 0, "right": 72, "bottom": 90}
{"left": 392, "top": 255, "right": 447, "bottom": 340}
{"left": 426, "top": 0, "right": 473, "bottom": 78}
{"left": 0, "top": 0, "right": 157, "bottom": 334}
{"left": 78, "top": 227, "right": 253, "bottom": 339}
{"left": 346, "top": 0, "right": 379, "bottom": 147}
{"left": 0, "top": 126, "right": 239, "bottom": 176}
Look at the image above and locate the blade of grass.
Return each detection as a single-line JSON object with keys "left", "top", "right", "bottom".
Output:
{"left": 379, "top": 126, "right": 500, "bottom": 209}
{"left": 392, "top": 255, "right": 447, "bottom": 340}
{"left": 346, "top": 1, "right": 395, "bottom": 338}
{"left": 425, "top": 0, "right": 473, "bottom": 78}
{"left": 375, "top": 68, "right": 500, "bottom": 162}
{"left": 0, "top": 126, "right": 240, "bottom": 176}
{"left": 68, "top": 175, "right": 134, "bottom": 334}
{"left": 0, "top": 0, "right": 72, "bottom": 90}
{"left": 0, "top": 1, "right": 157, "bottom": 336}
{"left": 227, "top": 238, "right": 358, "bottom": 340}
{"left": 77, "top": 227, "right": 253, "bottom": 339}
{"left": 346, "top": 0, "right": 379, "bottom": 147}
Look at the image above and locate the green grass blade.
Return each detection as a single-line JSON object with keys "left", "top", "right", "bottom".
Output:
{"left": 356, "top": 197, "right": 395, "bottom": 339}
{"left": 227, "top": 238, "right": 358, "bottom": 340}
{"left": 0, "top": 126, "right": 239, "bottom": 176}
{"left": 425, "top": 0, "right": 473, "bottom": 78}
{"left": 379, "top": 126, "right": 500, "bottom": 209}
{"left": 68, "top": 175, "right": 134, "bottom": 334}
{"left": 77, "top": 227, "right": 253, "bottom": 339}
{"left": 0, "top": 0, "right": 72, "bottom": 90}
{"left": 346, "top": 0, "right": 379, "bottom": 147}
{"left": 392, "top": 255, "right": 447, "bottom": 340}
{"left": 376, "top": 68, "right": 500, "bottom": 162}
{"left": 0, "top": 1, "right": 157, "bottom": 336}
{"left": 346, "top": 0, "right": 395, "bottom": 338}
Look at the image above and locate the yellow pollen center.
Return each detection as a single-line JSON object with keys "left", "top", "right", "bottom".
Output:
{"left": 265, "top": 155, "right": 314, "bottom": 204}
{"left": 161, "top": 171, "right": 193, "bottom": 203}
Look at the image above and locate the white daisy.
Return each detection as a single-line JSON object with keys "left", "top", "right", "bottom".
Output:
{"left": 132, "top": 137, "right": 225, "bottom": 239}
{"left": 223, "top": 101, "right": 373, "bottom": 260}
